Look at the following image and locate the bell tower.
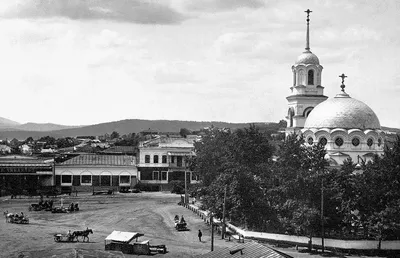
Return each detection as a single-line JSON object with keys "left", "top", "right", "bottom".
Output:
{"left": 286, "top": 9, "right": 328, "bottom": 136}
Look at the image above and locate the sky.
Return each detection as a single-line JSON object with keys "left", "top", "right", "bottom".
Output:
{"left": 0, "top": 0, "right": 399, "bottom": 128}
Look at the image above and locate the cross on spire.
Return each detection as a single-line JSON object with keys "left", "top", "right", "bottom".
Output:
{"left": 304, "top": 9, "right": 312, "bottom": 51}
{"left": 339, "top": 73, "right": 347, "bottom": 92}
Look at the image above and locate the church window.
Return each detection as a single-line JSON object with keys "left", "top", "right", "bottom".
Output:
{"left": 335, "top": 137, "right": 343, "bottom": 147}
{"left": 319, "top": 137, "right": 327, "bottom": 146}
{"left": 308, "top": 70, "right": 314, "bottom": 85}
{"left": 367, "top": 138, "right": 373, "bottom": 147}
{"left": 352, "top": 138, "right": 360, "bottom": 147}
{"left": 378, "top": 138, "right": 382, "bottom": 146}
{"left": 307, "top": 137, "right": 314, "bottom": 145}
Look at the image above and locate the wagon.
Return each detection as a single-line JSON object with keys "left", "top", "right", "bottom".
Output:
{"left": 53, "top": 233, "right": 77, "bottom": 242}
{"left": 10, "top": 216, "right": 29, "bottom": 224}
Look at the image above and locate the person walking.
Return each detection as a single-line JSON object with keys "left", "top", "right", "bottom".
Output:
{"left": 198, "top": 229, "right": 202, "bottom": 242}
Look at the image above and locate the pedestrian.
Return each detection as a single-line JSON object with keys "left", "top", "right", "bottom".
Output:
{"left": 198, "top": 229, "right": 202, "bottom": 242}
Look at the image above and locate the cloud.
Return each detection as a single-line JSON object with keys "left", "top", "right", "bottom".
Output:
{"left": 181, "top": 0, "right": 265, "bottom": 12}
{"left": 0, "top": 0, "right": 186, "bottom": 24}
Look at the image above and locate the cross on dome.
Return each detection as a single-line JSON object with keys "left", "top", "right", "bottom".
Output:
{"left": 339, "top": 73, "right": 347, "bottom": 92}
{"left": 304, "top": 9, "right": 312, "bottom": 51}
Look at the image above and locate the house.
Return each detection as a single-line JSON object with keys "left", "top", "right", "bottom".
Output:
{"left": 0, "top": 145, "right": 12, "bottom": 154}
{"left": 0, "top": 155, "right": 54, "bottom": 195}
{"left": 55, "top": 154, "right": 138, "bottom": 192}
{"left": 137, "top": 135, "right": 197, "bottom": 191}
{"left": 20, "top": 144, "right": 32, "bottom": 154}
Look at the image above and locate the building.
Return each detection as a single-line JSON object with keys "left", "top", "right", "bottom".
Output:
{"left": 137, "top": 135, "right": 197, "bottom": 191}
{"left": 0, "top": 155, "right": 54, "bottom": 195}
{"left": 55, "top": 154, "right": 137, "bottom": 192}
{"left": 285, "top": 10, "right": 385, "bottom": 166}
{"left": 195, "top": 241, "right": 292, "bottom": 258}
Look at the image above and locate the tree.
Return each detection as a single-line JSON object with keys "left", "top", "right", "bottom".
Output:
{"left": 179, "top": 128, "right": 191, "bottom": 138}
{"left": 194, "top": 125, "right": 275, "bottom": 229}
{"left": 110, "top": 131, "right": 120, "bottom": 139}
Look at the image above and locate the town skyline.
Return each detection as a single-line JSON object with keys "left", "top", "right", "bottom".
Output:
{"left": 1, "top": 1, "right": 399, "bottom": 128}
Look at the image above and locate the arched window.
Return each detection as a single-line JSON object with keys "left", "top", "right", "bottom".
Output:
{"left": 308, "top": 70, "right": 314, "bottom": 85}
{"left": 288, "top": 108, "right": 294, "bottom": 127}
{"left": 303, "top": 107, "right": 313, "bottom": 118}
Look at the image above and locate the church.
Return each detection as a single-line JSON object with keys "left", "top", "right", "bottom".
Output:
{"left": 285, "top": 10, "right": 385, "bottom": 167}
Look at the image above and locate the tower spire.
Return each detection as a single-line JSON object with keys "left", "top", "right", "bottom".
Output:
{"left": 305, "top": 9, "right": 312, "bottom": 52}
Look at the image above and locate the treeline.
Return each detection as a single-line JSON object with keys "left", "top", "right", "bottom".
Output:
{"left": 192, "top": 125, "right": 400, "bottom": 242}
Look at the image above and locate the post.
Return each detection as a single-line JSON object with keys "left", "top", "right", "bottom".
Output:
{"left": 222, "top": 185, "right": 227, "bottom": 239}
{"left": 321, "top": 177, "right": 325, "bottom": 253}
{"left": 184, "top": 157, "right": 188, "bottom": 204}
{"left": 211, "top": 213, "right": 214, "bottom": 251}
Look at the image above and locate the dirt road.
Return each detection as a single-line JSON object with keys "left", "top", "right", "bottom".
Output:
{"left": 0, "top": 192, "right": 384, "bottom": 258}
{"left": 0, "top": 192, "right": 239, "bottom": 258}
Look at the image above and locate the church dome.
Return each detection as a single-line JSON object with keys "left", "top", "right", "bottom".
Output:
{"left": 295, "top": 51, "right": 320, "bottom": 65}
{"left": 304, "top": 93, "right": 381, "bottom": 130}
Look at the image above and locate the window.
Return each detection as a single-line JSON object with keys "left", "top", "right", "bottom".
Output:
{"left": 120, "top": 176, "right": 130, "bottom": 184}
{"left": 319, "top": 137, "right": 327, "bottom": 146}
{"left": 308, "top": 70, "right": 314, "bottom": 85}
{"left": 61, "top": 175, "right": 72, "bottom": 184}
{"left": 335, "top": 137, "right": 344, "bottom": 147}
{"left": 171, "top": 156, "right": 175, "bottom": 163}
{"left": 153, "top": 155, "right": 159, "bottom": 163}
{"left": 162, "top": 155, "right": 167, "bottom": 163}
{"left": 367, "top": 138, "right": 373, "bottom": 147}
{"left": 145, "top": 155, "right": 150, "bottom": 163}
{"left": 161, "top": 171, "right": 167, "bottom": 181}
{"left": 378, "top": 138, "right": 382, "bottom": 147}
{"left": 81, "top": 175, "right": 92, "bottom": 185}
{"left": 153, "top": 171, "right": 159, "bottom": 180}
{"left": 352, "top": 137, "right": 360, "bottom": 147}
{"left": 192, "top": 173, "right": 198, "bottom": 181}
{"left": 177, "top": 156, "right": 183, "bottom": 167}
{"left": 307, "top": 137, "right": 314, "bottom": 145}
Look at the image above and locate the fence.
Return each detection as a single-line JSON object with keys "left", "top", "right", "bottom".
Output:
{"left": 183, "top": 203, "right": 400, "bottom": 253}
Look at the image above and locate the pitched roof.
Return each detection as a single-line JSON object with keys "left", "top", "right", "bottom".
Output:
{"left": 58, "top": 154, "right": 135, "bottom": 166}
{"left": 100, "top": 146, "right": 136, "bottom": 154}
{"left": 195, "top": 241, "right": 292, "bottom": 258}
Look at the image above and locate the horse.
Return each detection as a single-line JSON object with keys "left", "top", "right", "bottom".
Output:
{"left": 72, "top": 228, "right": 93, "bottom": 242}
{"left": 4, "top": 211, "right": 13, "bottom": 223}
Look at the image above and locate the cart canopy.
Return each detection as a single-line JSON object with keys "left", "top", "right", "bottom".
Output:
{"left": 105, "top": 231, "right": 144, "bottom": 244}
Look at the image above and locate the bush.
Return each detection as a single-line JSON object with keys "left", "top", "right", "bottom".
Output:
{"left": 169, "top": 180, "right": 185, "bottom": 194}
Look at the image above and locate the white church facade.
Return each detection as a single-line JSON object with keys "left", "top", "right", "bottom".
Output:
{"left": 285, "top": 10, "right": 385, "bottom": 166}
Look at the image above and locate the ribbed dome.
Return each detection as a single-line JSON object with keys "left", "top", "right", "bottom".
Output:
{"left": 304, "top": 93, "right": 381, "bottom": 130}
{"left": 296, "top": 51, "right": 320, "bottom": 65}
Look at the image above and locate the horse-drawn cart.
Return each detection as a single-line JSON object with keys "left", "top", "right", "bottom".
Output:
{"left": 9, "top": 215, "right": 29, "bottom": 224}
{"left": 53, "top": 233, "right": 77, "bottom": 242}
{"left": 174, "top": 215, "right": 187, "bottom": 231}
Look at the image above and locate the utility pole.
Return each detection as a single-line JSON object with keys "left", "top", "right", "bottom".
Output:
{"left": 184, "top": 155, "right": 188, "bottom": 204}
{"left": 222, "top": 185, "right": 227, "bottom": 239}
{"left": 211, "top": 213, "right": 214, "bottom": 251}
{"left": 321, "top": 177, "right": 325, "bottom": 253}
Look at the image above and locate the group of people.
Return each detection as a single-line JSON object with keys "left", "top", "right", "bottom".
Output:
{"left": 174, "top": 215, "right": 186, "bottom": 224}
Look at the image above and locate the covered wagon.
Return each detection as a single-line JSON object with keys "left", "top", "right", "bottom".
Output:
{"left": 105, "top": 231, "right": 166, "bottom": 255}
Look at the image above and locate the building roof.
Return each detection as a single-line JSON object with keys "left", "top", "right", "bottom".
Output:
{"left": 105, "top": 231, "right": 144, "bottom": 244}
{"left": 100, "top": 146, "right": 136, "bottom": 154}
{"left": 295, "top": 51, "right": 320, "bottom": 65}
{"left": 58, "top": 154, "right": 135, "bottom": 166}
{"left": 195, "top": 241, "right": 292, "bottom": 258}
{"left": 304, "top": 92, "right": 381, "bottom": 130}
{"left": 0, "top": 155, "right": 53, "bottom": 165}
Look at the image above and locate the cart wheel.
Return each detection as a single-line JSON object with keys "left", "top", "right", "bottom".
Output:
{"left": 54, "top": 237, "right": 60, "bottom": 242}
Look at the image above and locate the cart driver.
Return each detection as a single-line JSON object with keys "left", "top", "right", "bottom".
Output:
{"left": 180, "top": 215, "right": 185, "bottom": 223}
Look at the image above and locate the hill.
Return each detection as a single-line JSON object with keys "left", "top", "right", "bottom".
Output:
{"left": 0, "top": 119, "right": 279, "bottom": 140}
{"left": 0, "top": 116, "right": 20, "bottom": 128}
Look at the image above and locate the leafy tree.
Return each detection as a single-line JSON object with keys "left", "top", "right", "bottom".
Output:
{"left": 179, "top": 128, "right": 191, "bottom": 138}
{"left": 110, "top": 131, "right": 120, "bottom": 139}
{"left": 194, "top": 125, "right": 275, "bottom": 229}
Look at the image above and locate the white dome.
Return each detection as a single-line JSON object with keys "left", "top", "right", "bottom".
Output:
{"left": 295, "top": 51, "right": 320, "bottom": 65}
{"left": 304, "top": 93, "right": 381, "bottom": 130}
